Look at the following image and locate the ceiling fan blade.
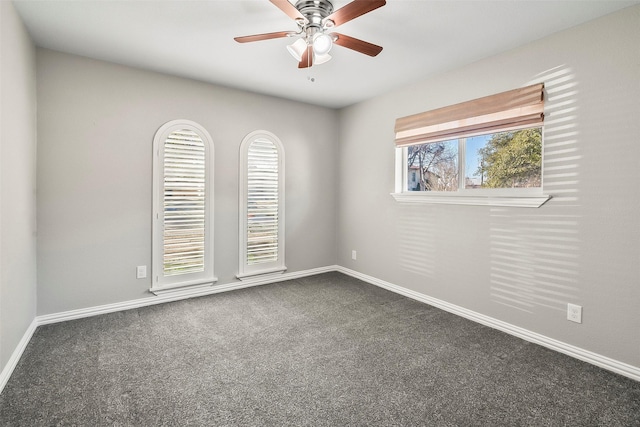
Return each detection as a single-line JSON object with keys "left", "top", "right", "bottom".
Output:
{"left": 269, "top": 0, "right": 305, "bottom": 21}
{"left": 298, "top": 45, "right": 314, "bottom": 68}
{"left": 324, "top": 0, "right": 386, "bottom": 27}
{"left": 234, "top": 31, "right": 294, "bottom": 43}
{"left": 333, "top": 33, "right": 383, "bottom": 57}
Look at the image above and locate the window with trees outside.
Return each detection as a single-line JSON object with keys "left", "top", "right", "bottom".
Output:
{"left": 237, "top": 130, "right": 286, "bottom": 280}
{"left": 393, "top": 84, "right": 550, "bottom": 207}
{"left": 407, "top": 127, "right": 542, "bottom": 191}
{"left": 151, "top": 120, "right": 216, "bottom": 294}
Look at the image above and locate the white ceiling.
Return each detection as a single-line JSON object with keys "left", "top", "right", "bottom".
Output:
{"left": 13, "top": 0, "right": 639, "bottom": 109}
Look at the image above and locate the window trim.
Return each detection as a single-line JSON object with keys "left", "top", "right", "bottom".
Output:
{"left": 392, "top": 85, "right": 550, "bottom": 208}
{"left": 237, "top": 130, "right": 286, "bottom": 280}
{"left": 392, "top": 140, "right": 550, "bottom": 208}
{"left": 151, "top": 119, "right": 217, "bottom": 295}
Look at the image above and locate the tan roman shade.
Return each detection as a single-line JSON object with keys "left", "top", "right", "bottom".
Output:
{"left": 395, "top": 83, "right": 544, "bottom": 147}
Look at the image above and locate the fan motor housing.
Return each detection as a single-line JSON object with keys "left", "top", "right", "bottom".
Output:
{"left": 295, "top": 0, "right": 334, "bottom": 27}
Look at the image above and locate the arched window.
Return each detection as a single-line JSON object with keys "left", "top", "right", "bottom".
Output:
{"left": 151, "top": 120, "right": 216, "bottom": 294}
{"left": 238, "top": 130, "right": 286, "bottom": 279}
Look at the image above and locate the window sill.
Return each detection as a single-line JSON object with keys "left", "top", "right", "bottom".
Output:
{"left": 390, "top": 192, "right": 551, "bottom": 208}
{"left": 237, "top": 266, "right": 287, "bottom": 281}
{"left": 150, "top": 278, "right": 218, "bottom": 296}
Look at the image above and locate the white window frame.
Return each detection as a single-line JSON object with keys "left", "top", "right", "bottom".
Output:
{"left": 151, "top": 119, "right": 217, "bottom": 295}
{"left": 237, "top": 130, "right": 286, "bottom": 280}
{"left": 392, "top": 128, "right": 551, "bottom": 208}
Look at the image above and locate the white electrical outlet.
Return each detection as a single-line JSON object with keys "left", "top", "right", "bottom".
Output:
{"left": 352, "top": 250, "right": 357, "bottom": 260}
{"left": 567, "top": 303, "right": 582, "bottom": 323}
{"left": 136, "top": 265, "right": 147, "bottom": 279}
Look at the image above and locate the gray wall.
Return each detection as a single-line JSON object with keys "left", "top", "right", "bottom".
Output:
{"left": 0, "top": 1, "right": 38, "bottom": 371}
{"left": 36, "top": 49, "right": 338, "bottom": 315}
{"left": 337, "top": 6, "right": 640, "bottom": 367}
{"left": 7, "top": 3, "right": 639, "bottom": 377}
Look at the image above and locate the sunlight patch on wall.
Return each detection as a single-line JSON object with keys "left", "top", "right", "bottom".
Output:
{"left": 537, "top": 65, "right": 581, "bottom": 205}
{"left": 490, "top": 66, "right": 581, "bottom": 312}
{"left": 396, "top": 205, "right": 436, "bottom": 278}
{"left": 489, "top": 211, "right": 580, "bottom": 312}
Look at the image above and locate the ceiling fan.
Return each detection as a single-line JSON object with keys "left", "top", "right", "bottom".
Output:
{"left": 234, "top": 0, "right": 386, "bottom": 68}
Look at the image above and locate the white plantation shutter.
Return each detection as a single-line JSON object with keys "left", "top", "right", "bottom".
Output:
{"left": 247, "top": 139, "right": 279, "bottom": 264}
{"left": 163, "top": 129, "right": 205, "bottom": 275}
{"left": 238, "top": 131, "right": 286, "bottom": 279}
{"left": 152, "top": 120, "right": 216, "bottom": 293}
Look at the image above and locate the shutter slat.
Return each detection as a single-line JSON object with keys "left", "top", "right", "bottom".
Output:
{"left": 162, "top": 129, "right": 207, "bottom": 276}
{"left": 246, "top": 139, "right": 279, "bottom": 265}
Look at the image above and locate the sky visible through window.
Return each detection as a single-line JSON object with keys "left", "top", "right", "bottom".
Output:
{"left": 465, "top": 134, "right": 490, "bottom": 186}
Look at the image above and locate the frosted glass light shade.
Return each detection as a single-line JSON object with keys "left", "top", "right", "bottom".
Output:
{"left": 286, "top": 38, "right": 307, "bottom": 62}
{"left": 313, "top": 33, "right": 333, "bottom": 55}
{"left": 314, "top": 53, "right": 332, "bottom": 65}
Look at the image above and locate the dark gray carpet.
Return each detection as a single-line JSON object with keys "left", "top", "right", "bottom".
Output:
{"left": 1, "top": 272, "right": 639, "bottom": 426}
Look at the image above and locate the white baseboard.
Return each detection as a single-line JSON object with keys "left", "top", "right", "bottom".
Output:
{"left": 0, "top": 318, "right": 37, "bottom": 394}
{"left": 1, "top": 265, "right": 337, "bottom": 395}
{"left": 37, "top": 265, "right": 339, "bottom": 326}
{"left": 2, "top": 264, "right": 638, "bottom": 397}
{"left": 336, "top": 266, "right": 640, "bottom": 382}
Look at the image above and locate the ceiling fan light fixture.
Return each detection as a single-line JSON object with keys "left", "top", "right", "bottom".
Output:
{"left": 313, "top": 32, "right": 333, "bottom": 55}
{"left": 314, "top": 52, "right": 332, "bottom": 65}
{"left": 287, "top": 38, "right": 308, "bottom": 62}
{"left": 235, "top": 0, "right": 386, "bottom": 68}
